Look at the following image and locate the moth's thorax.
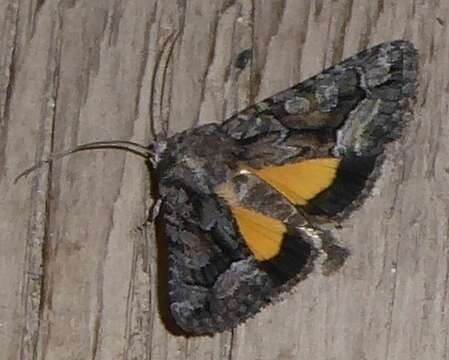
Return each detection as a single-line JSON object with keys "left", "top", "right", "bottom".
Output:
{"left": 155, "top": 124, "right": 241, "bottom": 194}
{"left": 152, "top": 140, "right": 168, "bottom": 165}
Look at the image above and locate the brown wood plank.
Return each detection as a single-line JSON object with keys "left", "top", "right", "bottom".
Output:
{"left": 1, "top": 1, "right": 448, "bottom": 359}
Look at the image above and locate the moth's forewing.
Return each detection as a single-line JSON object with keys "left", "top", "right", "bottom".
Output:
{"left": 154, "top": 40, "right": 417, "bottom": 335}
{"left": 221, "top": 40, "right": 417, "bottom": 218}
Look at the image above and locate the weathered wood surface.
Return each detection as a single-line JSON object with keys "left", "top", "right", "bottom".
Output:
{"left": 1, "top": 1, "right": 448, "bottom": 359}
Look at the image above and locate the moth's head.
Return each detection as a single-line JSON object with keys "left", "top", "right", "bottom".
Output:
{"left": 148, "top": 140, "right": 168, "bottom": 167}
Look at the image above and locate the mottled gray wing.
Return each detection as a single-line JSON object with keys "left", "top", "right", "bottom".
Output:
{"left": 220, "top": 40, "right": 418, "bottom": 218}
{"left": 157, "top": 181, "right": 332, "bottom": 336}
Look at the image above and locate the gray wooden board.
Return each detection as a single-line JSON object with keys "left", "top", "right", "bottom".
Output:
{"left": 1, "top": 0, "right": 448, "bottom": 359}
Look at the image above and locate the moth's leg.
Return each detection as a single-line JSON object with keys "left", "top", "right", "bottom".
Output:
{"left": 130, "top": 198, "right": 163, "bottom": 235}
{"left": 150, "top": 198, "right": 163, "bottom": 221}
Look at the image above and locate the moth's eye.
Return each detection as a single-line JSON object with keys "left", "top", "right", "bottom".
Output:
{"left": 233, "top": 174, "right": 249, "bottom": 184}
{"left": 301, "top": 146, "right": 311, "bottom": 155}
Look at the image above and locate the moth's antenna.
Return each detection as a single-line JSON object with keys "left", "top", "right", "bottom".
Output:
{"left": 149, "top": 34, "right": 174, "bottom": 140}
{"left": 14, "top": 140, "right": 153, "bottom": 184}
{"left": 160, "top": 31, "right": 181, "bottom": 137}
{"left": 149, "top": 30, "right": 181, "bottom": 140}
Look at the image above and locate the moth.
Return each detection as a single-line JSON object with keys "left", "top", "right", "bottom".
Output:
{"left": 18, "top": 40, "right": 417, "bottom": 336}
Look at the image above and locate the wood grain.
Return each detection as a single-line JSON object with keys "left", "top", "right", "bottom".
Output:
{"left": 1, "top": 1, "right": 448, "bottom": 359}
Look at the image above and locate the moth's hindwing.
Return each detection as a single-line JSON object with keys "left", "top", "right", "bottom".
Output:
{"left": 155, "top": 40, "right": 417, "bottom": 335}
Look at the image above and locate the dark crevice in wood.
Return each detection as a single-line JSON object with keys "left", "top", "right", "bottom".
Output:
{"left": 314, "top": 0, "right": 324, "bottom": 19}
{"left": 31, "top": 14, "right": 63, "bottom": 360}
{"left": 227, "top": 329, "right": 235, "bottom": 360}
{"left": 90, "top": 233, "right": 107, "bottom": 359}
{"left": 0, "top": 1, "right": 19, "bottom": 184}
{"left": 219, "top": 0, "right": 237, "bottom": 15}
{"left": 374, "top": 0, "right": 385, "bottom": 24}
{"left": 123, "top": 240, "right": 137, "bottom": 359}
{"left": 17, "top": 11, "right": 63, "bottom": 360}
{"left": 248, "top": 0, "right": 256, "bottom": 105}
{"left": 123, "top": 233, "right": 153, "bottom": 360}
{"left": 358, "top": 18, "right": 371, "bottom": 52}
{"left": 332, "top": 0, "right": 354, "bottom": 65}
{"left": 297, "top": 2, "right": 311, "bottom": 79}
{"left": 30, "top": 0, "right": 46, "bottom": 37}
{"left": 108, "top": 0, "right": 124, "bottom": 47}
{"left": 250, "top": 0, "right": 286, "bottom": 103}
{"left": 190, "top": 15, "right": 219, "bottom": 130}
{"left": 441, "top": 217, "right": 449, "bottom": 359}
